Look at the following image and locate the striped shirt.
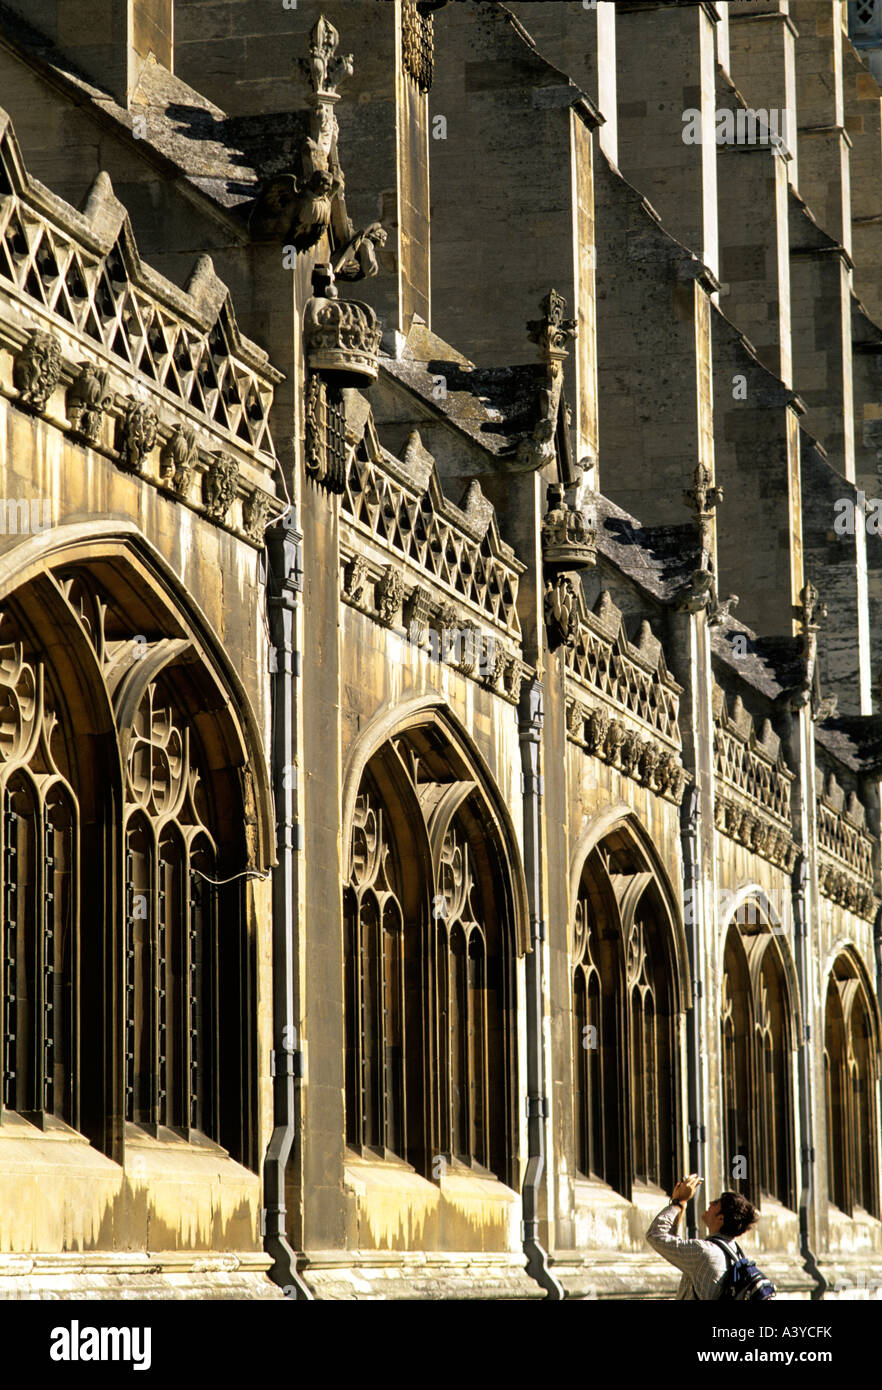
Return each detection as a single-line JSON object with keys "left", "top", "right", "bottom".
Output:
{"left": 646, "top": 1203, "right": 739, "bottom": 1300}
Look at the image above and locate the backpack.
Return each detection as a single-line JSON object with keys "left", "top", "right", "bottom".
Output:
{"left": 708, "top": 1237, "right": 777, "bottom": 1301}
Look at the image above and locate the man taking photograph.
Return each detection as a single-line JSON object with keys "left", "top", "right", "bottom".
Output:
{"left": 647, "top": 1174, "right": 760, "bottom": 1300}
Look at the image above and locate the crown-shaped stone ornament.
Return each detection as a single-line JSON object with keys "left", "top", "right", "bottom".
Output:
{"left": 541, "top": 483, "right": 596, "bottom": 571}
{"left": 303, "top": 269, "right": 381, "bottom": 385}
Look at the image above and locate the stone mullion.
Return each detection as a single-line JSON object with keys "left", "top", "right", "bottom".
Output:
{"left": 670, "top": 602, "right": 712, "bottom": 1233}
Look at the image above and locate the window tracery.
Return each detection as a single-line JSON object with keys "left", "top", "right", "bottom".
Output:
{"left": 0, "top": 565, "right": 259, "bottom": 1168}
{"left": 825, "top": 959, "right": 879, "bottom": 1217}
{"left": 571, "top": 837, "right": 678, "bottom": 1197}
{"left": 721, "top": 915, "right": 795, "bottom": 1210}
{"left": 344, "top": 731, "right": 515, "bottom": 1181}
{"left": 0, "top": 637, "right": 78, "bottom": 1125}
{"left": 124, "top": 682, "right": 219, "bottom": 1138}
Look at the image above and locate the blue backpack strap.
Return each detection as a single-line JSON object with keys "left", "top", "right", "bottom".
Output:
{"left": 708, "top": 1236, "right": 740, "bottom": 1295}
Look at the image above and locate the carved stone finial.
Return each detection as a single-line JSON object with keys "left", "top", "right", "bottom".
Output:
{"left": 300, "top": 16, "right": 353, "bottom": 103}
{"left": 682, "top": 462, "right": 723, "bottom": 562}
{"left": 159, "top": 423, "right": 199, "bottom": 497}
{"left": 66, "top": 362, "right": 113, "bottom": 443}
{"left": 527, "top": 290, "right": 577, "bottom": 364}
{"left": 797, "top": 580, "right": 827, "bottom": 639}
{"left": 202, "top": 451, "right": 239, "bottom": 522}
{"left": 117, "top": 398, "right": 158, "bottom": 475}
{"left": 541, "top": 482, "right": 597, "bottom": 572}
{"left": 13, "top": 329, "right": 63, "bottom": 412}
{"left": 517, "top": 292, "right": 577, "bottom": 472}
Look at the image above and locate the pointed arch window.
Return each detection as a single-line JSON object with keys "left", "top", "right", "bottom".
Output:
{"left": 824, "top": 959, "right": 880, "bottom": 1218}
{"left": 571, "top": 835, "right": 680, "bottom": 1198}
{"left": 572, "top": 895, "right": 608, "bottom": 1182}
{"left": 344, "top": 729, "right": 517, "bottom": 1182}
{"left": 0, "top": 566, "right": 262, "bottom": 1171}
{"left": 721, "top": 911, "right": 795, "bottom": 1210}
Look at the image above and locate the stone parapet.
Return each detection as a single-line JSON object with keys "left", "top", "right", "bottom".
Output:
{"left": 0, "top": 109, "right": 284, "bottom": 547}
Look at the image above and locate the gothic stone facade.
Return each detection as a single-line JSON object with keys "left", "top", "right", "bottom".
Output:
{"left": 0, "top": 0, "right": 880, "bottom": 1301}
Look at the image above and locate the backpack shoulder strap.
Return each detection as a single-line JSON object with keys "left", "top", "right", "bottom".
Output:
{"left": 707, "top": 1237, "right": 738, "bottom": 1263}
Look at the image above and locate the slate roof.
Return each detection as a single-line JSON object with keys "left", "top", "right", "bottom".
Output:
{"left": 379, "top": 324, "right": 541, "bottom": 458}
{"left": 0, "top": 3, "right": 304, "bottom": 211}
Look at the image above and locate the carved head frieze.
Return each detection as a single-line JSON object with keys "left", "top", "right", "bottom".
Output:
{"left": 117, "top": 398, "right": 158, "bottom": 476}
{"left": 159, "top": 423, "right": 199, "bottom": 498}
{"left": 243, "top": 490, "right": 273, "bottom": 544}
{"left": 13, "top": 329, "right": 63, "bottom": 413}
{"left": 66, "top": 361, "right": 112, "bottom": 443}
{"left": 202, "top": 451, "right": 239, "bottom": 522}
{"left": 343, "top": 554, "right": 368, "bottom": 604}
{"left": 375, "top": 566, "right": 404, "bottom": 626}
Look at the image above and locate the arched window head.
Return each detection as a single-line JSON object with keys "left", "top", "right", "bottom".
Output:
{"left": 0, "top": 563, "right": 265, "bottom": 1169}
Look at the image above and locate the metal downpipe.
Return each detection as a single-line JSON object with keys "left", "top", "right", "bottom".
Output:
{"left": 519, "top": 679, "right": 564, "bottom": 1300}
{"left": 792, "top": 852, "right": 827, "bottom": 1300}
{"left": 263, "top": 522, "right": 313, "bottom": 1301}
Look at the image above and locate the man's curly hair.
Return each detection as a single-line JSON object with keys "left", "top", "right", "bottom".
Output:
{"left": 718, "top": 1191, "right": 759, "bottom": 1238}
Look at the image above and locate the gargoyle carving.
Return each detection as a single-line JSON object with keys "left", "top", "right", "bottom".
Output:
{"left": 333, "top": 222, "right": 388, "bottom": 280}
{"left": 249, "top": 168, "right": 344, "bottom": 251}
